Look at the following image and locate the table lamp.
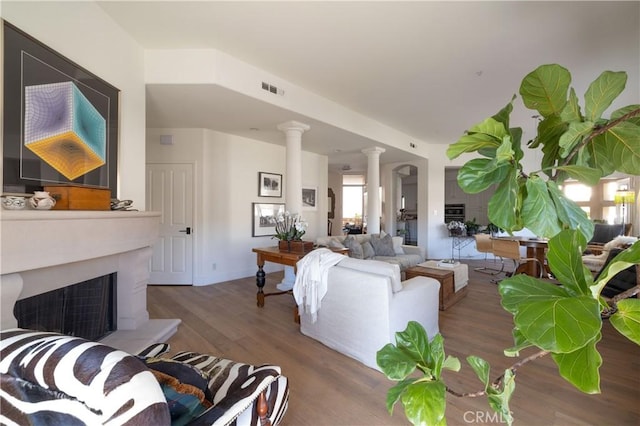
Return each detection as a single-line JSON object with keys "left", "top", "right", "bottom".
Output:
{"left": 614, "top": 185, "right": 635, "bottom": 230}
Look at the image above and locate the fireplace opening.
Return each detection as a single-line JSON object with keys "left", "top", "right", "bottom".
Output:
{"left": 14, "top": 273, "right": 117, "bottom": 341}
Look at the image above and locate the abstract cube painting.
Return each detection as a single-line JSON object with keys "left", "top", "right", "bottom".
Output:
{"left": 3, "top": 22, "right": 119, "bottom": 196}
{"left": 24, "top": 81, "right": 106, "bottom": 180}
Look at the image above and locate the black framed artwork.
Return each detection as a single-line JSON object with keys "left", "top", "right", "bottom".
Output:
{"left": 252, "top": 202, "right": 285, "bottom": 237}
{"left": 258, "top": 172, "right": 282, "bottom": 197}
{"left": 2, "top": 21, "right": 119, "bottom": 197}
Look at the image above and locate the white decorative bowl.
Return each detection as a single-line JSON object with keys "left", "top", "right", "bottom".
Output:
{"left": 1, "top": 196, "right": 26, "bottom": 210}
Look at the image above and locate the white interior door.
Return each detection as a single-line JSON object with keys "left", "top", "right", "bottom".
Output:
{"left": 146, "top": 163, "right": 193, "bottom": 285}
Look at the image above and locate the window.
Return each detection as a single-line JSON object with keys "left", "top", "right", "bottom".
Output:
{"left": 342, "top": 175, "right": 365, "bottom": 228}
{"left": 562, "top": 178, "right": 629, "bottom": 223}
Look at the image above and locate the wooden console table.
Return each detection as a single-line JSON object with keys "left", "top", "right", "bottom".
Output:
{"left": 405, "top": 265, "right": 468, "bottom": 310}
{"left": 252, "top": 246, "right": 306, "bottom": 308}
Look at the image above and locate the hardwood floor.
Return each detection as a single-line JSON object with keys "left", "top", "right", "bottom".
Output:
{"left": 147, "top": 260, "right": 639, "bottom": 426}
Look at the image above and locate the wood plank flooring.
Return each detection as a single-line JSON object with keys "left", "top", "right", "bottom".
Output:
{"left": 147, "top": 260, "right": 639, "bottom": 426}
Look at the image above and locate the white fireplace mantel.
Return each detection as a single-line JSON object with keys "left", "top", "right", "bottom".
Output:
{"left": 0, "top": 210, "right": 180, "bottom": 353}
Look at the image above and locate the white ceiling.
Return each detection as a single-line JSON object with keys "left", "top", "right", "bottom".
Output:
{"left": 97, "top": 1, "right": 640, "bottom": 173}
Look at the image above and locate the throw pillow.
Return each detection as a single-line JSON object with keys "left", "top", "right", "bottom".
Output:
{"left": 370, "top": 234, "right": 397, "bottom": 257}
{"left": 141, "top": 357, "right": 212, "bottom": 425}
{"left": 361, "top": 241, "right": 376, "bottom": 259}
{"left": 343, "top": 236, "right": 363, "bottom": 259}
{"left": 391, "top": 236, "right": 405, "bottom": 255}
{"left": 327, "top": 239, "right": 346, "bottom": 249}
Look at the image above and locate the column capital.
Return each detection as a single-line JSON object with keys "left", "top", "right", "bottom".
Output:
{"left": 277, "top": 120, "right": 310, "bottom": 133}
{"left": 362, "top": 146, "right": 386, "bottom": 157}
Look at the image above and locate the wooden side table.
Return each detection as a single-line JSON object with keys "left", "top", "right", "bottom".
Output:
{"left": 405, "top": 265, "right": 468, "bottom": 310}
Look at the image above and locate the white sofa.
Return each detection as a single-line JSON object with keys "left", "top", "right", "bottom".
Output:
{"left": 315, "top": 233, "right": 425, "bottom": 272}
{"left": 298, "top": 256, "right": 440, "bottom": 371}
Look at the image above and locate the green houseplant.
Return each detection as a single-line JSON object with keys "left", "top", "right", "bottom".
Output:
{"left": 377, "top": 64, "right": 640, "bottom": 425}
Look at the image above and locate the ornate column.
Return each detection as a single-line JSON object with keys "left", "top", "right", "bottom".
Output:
{"left": 276, "top": 120, "right": 310, "bottom": 291}
{"left": 362, "top": 147, "right": 386, "bottom": 234}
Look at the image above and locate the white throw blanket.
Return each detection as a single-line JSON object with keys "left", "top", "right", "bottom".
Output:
{"left": 293, "top": 248, "right": 345, "bottom": 322}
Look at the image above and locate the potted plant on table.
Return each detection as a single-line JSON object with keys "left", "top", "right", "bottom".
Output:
{"left": 273, "top": 211, "right": 312, "bottom": 253}
{"left": 464, "top": 218, "right": 480, "bottom": 236}
{"left": 377, "top": 64, "right": 640, "bottom": 425}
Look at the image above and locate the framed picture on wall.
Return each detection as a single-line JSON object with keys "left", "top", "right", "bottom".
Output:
{"left": 302, "top": 186, "right": 317, "bottom": 210}
{"left": 258, "top": 172, "right": 282, "bottom": 197}
{"left": 252, "top": 202, "right": 285, "bottom": 237}
{"left": 2, "top": 21, "right": 119, "bottom": 197}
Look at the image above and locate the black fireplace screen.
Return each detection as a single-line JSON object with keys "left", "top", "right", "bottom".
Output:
{"left": 14, "top": 273, "right": 117, "bottom": 341}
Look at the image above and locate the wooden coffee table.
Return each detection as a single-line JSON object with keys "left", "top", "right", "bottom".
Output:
{"left": 405, "top": 265, "right": 468, "bottom": 310}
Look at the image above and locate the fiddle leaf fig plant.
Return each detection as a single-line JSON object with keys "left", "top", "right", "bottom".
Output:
{"left": 377, "top": 64, "right": 640, "bottom": 425}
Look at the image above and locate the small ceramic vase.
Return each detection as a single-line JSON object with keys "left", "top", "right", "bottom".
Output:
{"left": 29, "top": 191, "right": 56, "bottom": 210}
{"left": 1, "top": 196, "right": 26, "bottom": 210}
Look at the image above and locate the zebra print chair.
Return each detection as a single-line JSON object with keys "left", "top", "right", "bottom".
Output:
{"left": 0, "top": 329, "right": 289, "bottom": 425}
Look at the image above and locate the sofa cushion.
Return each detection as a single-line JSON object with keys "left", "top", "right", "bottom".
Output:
{"left": 392, "top": 236, "right": 405, "bottom": 255}
{"left": 338, "top": 257, "right": 402, "bottom": 292}
{"left": 361, "top": 241, "right": 375, "bottom": 259}
{"left": 370, "top": 234, "right": 396, "bottom": 257}
{"left": 343, "top": 236, "right": 364, "bottom": 259}
{"left": 374, "top": 254, "right": 424, "bottom": 271}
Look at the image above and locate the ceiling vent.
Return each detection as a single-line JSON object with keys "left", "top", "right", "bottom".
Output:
{"left": 261, "top": 81, "right": 285, "bottom": 96}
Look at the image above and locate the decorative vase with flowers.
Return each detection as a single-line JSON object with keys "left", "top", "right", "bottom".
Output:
{"left": 274, "top": 211, "right": 312, "bottom": 253}
{"left": 446, "top": 220, "right": 466, "bottom": 237}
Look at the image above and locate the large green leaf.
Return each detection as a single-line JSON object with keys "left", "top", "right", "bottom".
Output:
{"left": 587, "top": 133, "right": 617, "bottom": 176}
{"left": 584, "top": 71, "right": 627, "bottom": 121}
{"left": 522, "top": 176, "right": 562, "bottom": 237}
{"left": 394, "top": 320, "right": 433, "bottom": 365}
{"left": 467, "top": 355, "right": 491, "bottom": 389}
{"left": 546, "top": 230, "right": 591, "bottom": 296}
{"left": 553, "top": 165, "right": 601, "bottom": 186}
{"left": 487, "top": 167, "right": 521, "bottom": 232}
{"left": 547, "top": 182, "right": 594, "bottom": 240}
{"left": 611, "top": 104, "right": 640, "bottom": 126}
{"left": 552, "top": 333, "right": 602, "bottom": 393}
{"left": 447, "top": 132, "right": 500, "bottom": 160}
{"left": 457, "top": 159, "right": 508, "bottom": 194}
{"left": 499, "top": 275, "right": 569, "bottom": 314}
{"left": 386, "top": 378, "right": 415, "bottom": 413}
{"left": 601, "top": 122, "right": 640, "bottom": 175}
{"left": 402, "top": 381, "right": 446, "bottom": 426}
{"left": 377, "top": 343, "right": 419, "bottom": 380}
{"left": 520, "top": 64, "right": 570, "bottom": 117}
{"left": 559, "top": 87, "right": 583, "bottom": 122}
{"left": 558, "top": 121, "right": 595, "bottom": 157}
{"left": 609, "top": 299, "right": 640, "bottom": 345}
{"left": 514, "top": 296, "right": 601, "bottom": 353}
{"left": 469, "top": 117, "right": 510, "bottom": 140}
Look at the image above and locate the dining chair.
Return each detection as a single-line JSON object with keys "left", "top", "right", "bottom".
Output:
{"left": 474, "top": 234, "right": 504, "bottom": 275}
{"left": 491, "top": 238, "right": 544, "bottom": 279}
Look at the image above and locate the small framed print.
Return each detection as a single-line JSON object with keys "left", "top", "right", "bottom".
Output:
{"left": 302, "top": 186, "right": 317, "bottom": 210}
{"left": 252, "top": 202, "right": 285, "bottom": 237}
{"left": 258, "top": 172, "right": 282, "bottom": 197}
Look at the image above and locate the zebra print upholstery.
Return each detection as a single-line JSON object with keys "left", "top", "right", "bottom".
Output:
{"left": 1, "top": 330, "right": 289, "bottom": 426}
{"left": 0, "top": 328, "right": 171, "bottom": 425}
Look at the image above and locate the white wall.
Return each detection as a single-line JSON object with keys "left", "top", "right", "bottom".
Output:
{"left": 147, "top": 128, "right": 327, "bottom": 285}
{"left": 2, "top": 2, "right": 147, "bottom": 205}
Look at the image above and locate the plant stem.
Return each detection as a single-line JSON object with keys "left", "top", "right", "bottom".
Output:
{"left": 562, "top": 107, "right": 640, "bottom": 168}
{"left": 445, "top": 349, "right": 550, "bottom": 398}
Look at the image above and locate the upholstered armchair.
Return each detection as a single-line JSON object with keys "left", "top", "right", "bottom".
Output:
{"left": 0, "top": 329, "right": 289, "bottom": 425}
{"left": 582, "top": 236, "right": 638, "bottom": 273}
